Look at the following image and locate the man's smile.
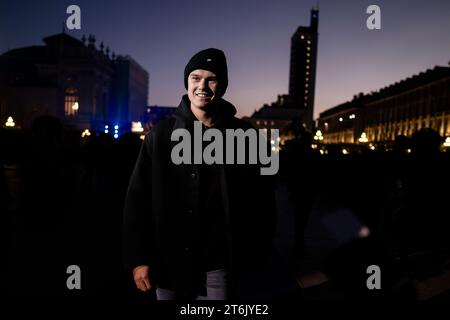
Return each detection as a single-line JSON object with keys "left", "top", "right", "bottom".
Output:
{"left": 195, "top": 92, "right": 211, "bottom": 98}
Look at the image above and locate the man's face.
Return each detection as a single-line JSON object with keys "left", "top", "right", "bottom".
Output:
{"left": 187, "top": 69, "right": 220, "bottom": 110}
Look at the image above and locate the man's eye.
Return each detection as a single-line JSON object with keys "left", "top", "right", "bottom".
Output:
{"left": 191, "top": 77, "right": 200, "bottom": 81}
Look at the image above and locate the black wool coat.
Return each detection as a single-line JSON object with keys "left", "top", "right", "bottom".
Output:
{"left": 123, "top": 95, "right": 276, "bottom": 297}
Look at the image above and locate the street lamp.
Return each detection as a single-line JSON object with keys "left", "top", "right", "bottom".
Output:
{"left": 131, "top": 121, "right": 144, "bottom": 133}
{"left": 358, "top": 132, "right": 368, "bottom": 143}
{"left": 314, "top": 130, "right": 324, "bottom": 141}
{"left": 444, "top": 137, "right": 450, "bottom": 148}
{"left": 81, "top": 129, "right": 91, "bottom": 138}
{"left": 5, "top": 116, "right": 15, "bottom": 127}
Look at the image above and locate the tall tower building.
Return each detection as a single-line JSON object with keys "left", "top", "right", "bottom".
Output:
{"left": 288, "top": 8, "right": 319, "bottom": 130}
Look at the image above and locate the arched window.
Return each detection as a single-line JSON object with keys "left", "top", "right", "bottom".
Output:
{"left": 65, "top": 87, "right": 79, "bottom": 116}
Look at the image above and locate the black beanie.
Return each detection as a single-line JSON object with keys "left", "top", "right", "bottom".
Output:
{"left": 184, "top": 48, "right": 228, "bottom": 96}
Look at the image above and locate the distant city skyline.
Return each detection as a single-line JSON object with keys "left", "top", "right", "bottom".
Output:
{"left": 1, "top": 0, "right": 449, "bottom": 119}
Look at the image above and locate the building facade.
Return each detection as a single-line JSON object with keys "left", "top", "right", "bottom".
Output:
{"left": 114, "top": 55, "right": 149, "bottom": 126}
{"left": 0, "top": 33, "right": 149, "bottom": 132}
{"left": 288, "top": 7, "right": 319, "bottom": 130}
{"left": 317, "top": 66, "right": 450, "bottom": 144}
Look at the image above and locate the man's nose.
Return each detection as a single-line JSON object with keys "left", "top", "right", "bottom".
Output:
{"left": 198, "top": 79, "right": 207, "bottom": 89}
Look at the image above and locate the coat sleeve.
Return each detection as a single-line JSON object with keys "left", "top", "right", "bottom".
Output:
{"left": 122, "top": 133, "right": 155, "bottom": 271}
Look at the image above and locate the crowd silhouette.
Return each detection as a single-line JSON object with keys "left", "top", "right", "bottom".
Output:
{"left": 281, "top": 124, "right": 450, "bottom": 300}
{"left": 1, "top": 115, "right": 449, "bottom": 300}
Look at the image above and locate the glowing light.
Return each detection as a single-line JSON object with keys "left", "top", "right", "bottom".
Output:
{"left": 140, "top": 134, "right": 145, "bottom": 140}
{"left": 114, "top": 134, "right": 118, "bottom": 139}
{"left": 114, "top": 125, "right": 119, "bottom": 130}
{"left": 72, "top": 102, "right": 79, "bottom": 111}
{"left": 342, "top": 148, "right": 349, "bottom": 155}
{"left": 407, "top": 149, "right": 411, "bottom": 154}
{"left": 131, "top": 121, "right": 144, "bottom": 133}
{"left": 271, "top": 146, "right": 276, "bottom": 152}
{"left": 370, "top": 144, "right": 376, "bottom": 150}
{"left": 271, "top": 140, "right": 275, "bottom": 145}
{"left": 5, "top": 116, "right": 15, "bottom": 127}
{"left": 339, "top": 117, "right": 343, "bottom": 122}
{"left": 81, "top": 129, "right": 91, "bottom": 138}
{"left": 105, "top": 125, "right": 109, "bottom": 129}
{"left": 358, "top": 132, "right": 368, "bottom": 143}
{"left": 314, "top": 130, "right": 323, "bottom": 141}
{"left": 349, "top": 114, "right": 356, "bottom": 119}
{"left": 104, "top": 130, "right": 109, "bottom": 134}
{"left": 311, "top": 144, "right": 318, "bottom": 149}
{"left": 444, "top": 137, "right": 450, "bottom": 147}
{"left": 358, "top": 226, "right": 370, "bottom": 238}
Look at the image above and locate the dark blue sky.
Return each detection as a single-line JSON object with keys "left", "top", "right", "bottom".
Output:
{"left": 1, "top": 0, "right": 449, "bottom": 119}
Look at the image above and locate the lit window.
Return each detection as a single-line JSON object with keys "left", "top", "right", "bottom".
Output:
{"left": 65, "top": 87, "right": 79, "bottom": 116}
{"left": 307, "top": 40, "right": 311, "bottom": 45}
{"left": 339, "top": 117, "right": 343, "bottom": 122}
{"left": 306, "top": 78, "right": 309, "bottom": 81}
{"left": 307, "top": 47, "right": 311, "bottom": 51}
{"left": 305, "top": 83, "right": 309, "bottom": 88}
{"left": 306, "top": 59, "right": 310, "bottom": 63}
{"left": 304, "top": 96, "right": 308, "bottom": 100}
{"left": 256, "top": 120, "right": 260, "bottom": 125}
{"left": 305, "top": 90, "right": 308, "bottom": 94}
{"left": 306, "top": 71, "right": 309, "bottom": 75}
{"left": 65, "top": 95, "right": 79, "bottom": 116}
{"left": 306, "top": 65, "right": 310, "bottom": 69}
{"left": 307, "top": 53, "right": 310, "bottom": 57}
{"left": 301, "top": 35, "right": 304, "bottom": 39}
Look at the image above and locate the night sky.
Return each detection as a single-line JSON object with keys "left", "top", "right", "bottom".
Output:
{"left": 1, "top": 0, "right": 449, "bottom": 119}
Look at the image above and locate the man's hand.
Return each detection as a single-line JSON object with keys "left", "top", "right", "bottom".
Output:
{"left": 133, "top": 265, "right": 152, "bottom": 292}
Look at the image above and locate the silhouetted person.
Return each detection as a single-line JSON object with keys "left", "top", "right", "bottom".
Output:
{"left": 399, "top": 129, "right": 448, "bottom": 251}
{"left": 22, "top": 115, "right": 65, "bottom": 227}
{"left": 123, "top": 48, "right": 276, "bottom": 300}
{"left": 383, "top": 129, "right": 449, "bottom": 297}
{"left": 283, "top": 126, "right": 318, "bottom": 258}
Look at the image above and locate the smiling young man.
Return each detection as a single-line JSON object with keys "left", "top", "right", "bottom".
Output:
{"left": 123, "top": 48, "right": 276, "bottom": 300}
